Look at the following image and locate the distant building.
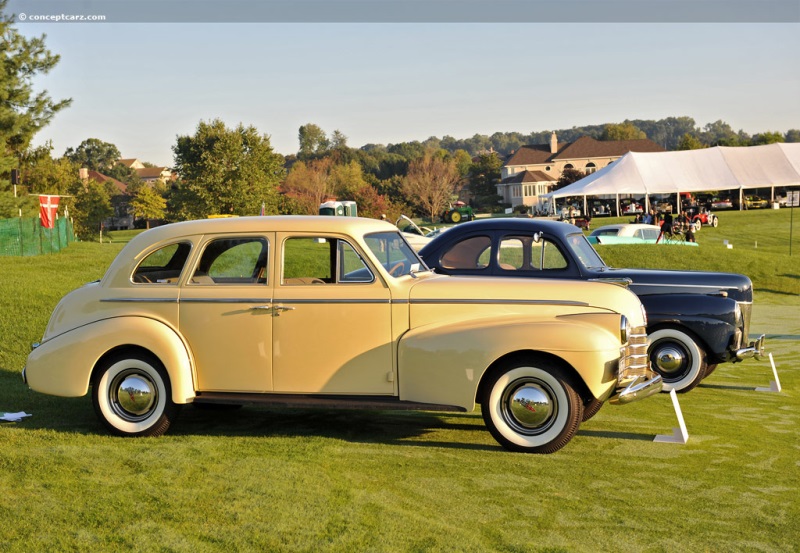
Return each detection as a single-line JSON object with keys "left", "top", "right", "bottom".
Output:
{"left": 80, "top": 169, "right": 133, "bottom": 230}
{"left": 498, "top": 132, "right": 665, "bottom": 211}
{"left": 117, "top": 158, "right": 174, "bottom": 185}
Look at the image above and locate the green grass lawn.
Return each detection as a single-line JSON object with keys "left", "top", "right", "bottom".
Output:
{"left": 1, "top": 211, "right": 798, "bottom": 552}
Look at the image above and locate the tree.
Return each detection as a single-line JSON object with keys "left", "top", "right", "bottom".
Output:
{"left": 72, "top": 181, "right": 113, "bottom": 239}
{"left": 750, "top": 131, "right": 784, "bottom": 145}
{"left": 281, "top": 157, "right": 334, "bottom": 214}
{"left": 468, "top": 153, "right": 504, "bottom": 209}
{"left": 330, "top": 129, "right": 348, "bottom": 149}
{"left": 555, "top": 168, "right": 586, "bottom": 190}
{"left": 1, "top": 1, "right": 71, "bottom": 195}
{"left": 601, "top": 122, "right": 646, "bottom": 141}
{"left": 786, "top": 129, "right": 800, "bottom": 143}
{"left": 169, "top": 119, "right": 285, "bottom": 220}
{"left": 676, "top": 133, "right": 706, "bottom": 150}
{"left": 130, "top": 186, "right": 166, "bottom": 228}
{"left": 402, "top": 150, "right": 461, "bottom": 221}
{"left": 298, "top": 123, "right": 329, "bottom": 159}
{"left": 64, "top": 138, "right": 121, "bottom": 171}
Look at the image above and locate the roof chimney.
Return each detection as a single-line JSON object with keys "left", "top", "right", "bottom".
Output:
{"left": 550, "top": 132, "right": 558, "bottom": 154}
{"left": 79, "top": 168, "right": 89, "bottom": 180}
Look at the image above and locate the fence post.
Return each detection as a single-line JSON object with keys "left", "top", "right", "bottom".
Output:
{"left": 18, "top": 217, "right": 24, "bottom": 256}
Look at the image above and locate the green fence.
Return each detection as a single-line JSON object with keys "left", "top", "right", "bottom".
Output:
{"left": 0, "top": 217, "right": 75, "bottom": 256}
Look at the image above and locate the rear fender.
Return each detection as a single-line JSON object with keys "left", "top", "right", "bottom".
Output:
{"left": 25, "top": 317, "right": 195, "bottom": 403}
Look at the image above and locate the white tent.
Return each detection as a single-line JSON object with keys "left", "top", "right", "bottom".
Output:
{"left": 546, "top": 143, "right": 800, "bottom": 215}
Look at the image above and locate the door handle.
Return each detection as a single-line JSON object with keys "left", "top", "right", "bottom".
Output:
{"left": 249, "top": 304, "right": 273, "bottom": 311}
{"left": 272, "top": 305, "right": 295, "bottom": 315}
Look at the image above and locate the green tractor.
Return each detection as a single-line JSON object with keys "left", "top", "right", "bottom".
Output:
{"left": 442, "top": 202, "right": 474, "bottom": 223}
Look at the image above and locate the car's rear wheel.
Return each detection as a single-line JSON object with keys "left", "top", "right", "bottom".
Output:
{"left": 481, "top": 361, "right": 582, "bottom": 453}
{"left": 92, "top": 353, "right": 180, "bottom": 437}
{"left": 694, "top": 218, "right": 702, "bottom": 230}
{"left": 712, "top": 216, "right": 719, "bottom": 227}
{"left": 648, "top": 328, "right": 707, "bottom": 393}
{"left": 450, "top": 211, "right": 462, "bottom": 223}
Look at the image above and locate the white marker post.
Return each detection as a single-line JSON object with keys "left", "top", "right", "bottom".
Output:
{"left": 654, "top": 389, "right": 689, "bottom": 444}
{"left": 755, "top": 353, "right": 782, "bottom": 393}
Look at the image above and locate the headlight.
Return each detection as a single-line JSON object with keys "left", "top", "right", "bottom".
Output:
{"left": 620, "top": 315, "right": 631, "bottom": 344}
{"left": 641, "top": 304, "right": 648, "bottom": 327}
{"left": 734, "top": 301, "right": 742, "bottom": 325}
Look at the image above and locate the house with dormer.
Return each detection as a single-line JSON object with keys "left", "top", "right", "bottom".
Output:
{"left": 498, "top": 132, "right": 665, "bottom": 211}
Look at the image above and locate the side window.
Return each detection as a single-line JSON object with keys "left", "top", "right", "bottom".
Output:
{"left": 439, "top": 235, "right": 491, "bottom": 270}
{"left": 498, "top": 238, "right": 525, "bottom": 270}
{"left": 338, "top": 240, "right": 374, "bottom": 283}
{"left": 497, "top": 235, "right": 566, "bottom": 271}
{"left": 283, "top": 237, "right": 333, "bottom": 285}
{"left": 542, "top": 240, "right": 568, "bottom": 270}
{"left": 190, "top": 237, "right": 268, "bottom": 285}
{"left": 133, "top": 242, "right": 191, "bottom": 284}
{"left": 283, "top": 237, "right": 372, "bottom": 285}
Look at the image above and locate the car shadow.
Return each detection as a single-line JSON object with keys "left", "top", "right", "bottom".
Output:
{"left": 697, "top": 383, "right": 761, "bottom": 391}
{"left": 576, "top": 429, "right": 654, "bottom": 442}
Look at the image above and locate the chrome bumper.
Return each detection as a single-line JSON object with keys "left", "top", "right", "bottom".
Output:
{"left": 736, "top": 334, "right": 765, "bottom": 361}
{"left": 608, "top": 372, "right": 663, "bottom": 405}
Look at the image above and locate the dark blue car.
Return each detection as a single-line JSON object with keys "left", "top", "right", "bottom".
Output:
{"left": 419, "top": 218, "right": 765, "bottom": 394}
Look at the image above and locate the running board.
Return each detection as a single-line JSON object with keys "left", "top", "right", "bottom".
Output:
{"left": 192, "top": 392, "right": 467, "bottom": 413}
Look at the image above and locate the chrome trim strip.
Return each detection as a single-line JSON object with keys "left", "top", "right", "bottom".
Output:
{"left": 410, "top": 299, "right": 589, "bottom": 307}
{"left": 101, "top": 298, "right": 179, "bottom": 303}
{"left": 276, "top": 298, "right": 390, "bottom": 305}
{"left": 630, "top": 283, "right": 739, "bottom": 290}
{"left": 179, "top": 298, "right": 272, "bottom": 304}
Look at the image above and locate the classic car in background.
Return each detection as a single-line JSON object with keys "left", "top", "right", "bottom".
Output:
{"left": 589, "top": 224, "right": 662, "bottom": 244}
{"left": 419, "top": 219, "right": 764, "bottom": 393}
{"left": 744, "top": 196, "right": 769, "bottom": 209}
{"left": 711, "top": 197, "right": 734, "bottom": 210}
{"left": 24, "top": 216, "right": 661, "bottom": 454}
{"left": 394, "top": 215, "right": 433, "bottom": 251}
{"left": 686, "top": 206, "right": 719, "bottom": 228}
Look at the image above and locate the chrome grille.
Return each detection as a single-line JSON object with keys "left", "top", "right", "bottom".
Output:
{"left": 739, "top": 301, "right": 752, "bottom": 342}
{"left": 619, "top": 325, "right": 650, "bottom": 382}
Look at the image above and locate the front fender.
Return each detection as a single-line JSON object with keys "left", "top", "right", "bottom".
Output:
{"left": 640, "top": 294, "right": 740, "bottom": 360}
{"left": 25, "top": 317, "right": 196, "bottom": 404}
{"left": 398, "top": 314, "right": 623, "bottom": 410}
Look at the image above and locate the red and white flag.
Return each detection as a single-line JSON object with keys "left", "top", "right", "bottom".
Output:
{"left": 39, "top": 195, "right": 60, "bottom": 228}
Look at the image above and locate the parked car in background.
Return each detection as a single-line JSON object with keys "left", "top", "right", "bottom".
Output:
{"left": 588, "top": 224, "right": 662, "bottom": 244}
{"left": 744, "top": 196, "right": 769, "bottom": 209}
{"left": 24, "top": 216, "right": 662, "bottom": 453}
{"left": 711, "top": 197, "right": 734, "bottom": 210}
{"left": 685, "top": 206, "right": 719, "bottom": 228}
{"left": 420, "top": 219, "right": 764, "bottom": 393}
{"left": 395, "top": 215, "right": 433, "bottom": 251}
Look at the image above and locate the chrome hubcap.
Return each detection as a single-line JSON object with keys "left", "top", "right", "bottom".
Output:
{"left": 502, "top": 379, "right": 556, "bottom": 435}
{"left": 652, "top": 342, "right": 689, "bottom": 380}
{"left": 110, "top": 370, "right": 158, "bottom": 421}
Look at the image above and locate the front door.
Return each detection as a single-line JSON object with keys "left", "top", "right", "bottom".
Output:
{"left": 271, "top": 233, "right": 394, "bottom": 395}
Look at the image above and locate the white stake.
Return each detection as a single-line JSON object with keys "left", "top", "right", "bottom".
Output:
{"left": 755, "top": 353, "right": 782, "bottom": 393}
{"left": 654, "top": 389, "right": 689, "bottom": 444}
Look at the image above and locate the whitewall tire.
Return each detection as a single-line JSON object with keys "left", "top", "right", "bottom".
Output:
{"left": 481, "top": 361, "right": 582, "bottom": 454}
{"left": 92, "top": 353, "right": 179, "bottom": 437}
{"left": 648, "top": 328, "right": 707, "bottom": 393}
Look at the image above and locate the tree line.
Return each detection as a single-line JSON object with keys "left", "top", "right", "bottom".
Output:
{"left": 2, "top": 2, "right": 798, "bottom": 239}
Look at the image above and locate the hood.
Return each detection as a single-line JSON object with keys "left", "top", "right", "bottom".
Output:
{"left": 409, "top": 275, "right": 646, "bottom": 327}
{"left": 597, "top": 268, "right": 753, "bottom": 302}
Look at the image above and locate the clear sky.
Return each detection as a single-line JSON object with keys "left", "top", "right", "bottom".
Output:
{"left": 16, "top": 21, "right": 800, "bottom": 167}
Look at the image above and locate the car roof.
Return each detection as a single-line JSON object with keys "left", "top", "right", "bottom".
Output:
{"left": 420, "top": 218, "right": 582, "bottom": 256}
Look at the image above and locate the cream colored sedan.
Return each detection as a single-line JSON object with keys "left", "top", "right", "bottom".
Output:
{"left": 24, "top": 216, "right": 661, "bottom": 453}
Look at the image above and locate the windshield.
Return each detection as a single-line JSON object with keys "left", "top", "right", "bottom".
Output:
{"left": 566, "top": 232, "right": 607, "bottom": 269}
{"left": 364, "top": 231, "right": 429, "bottom": 277}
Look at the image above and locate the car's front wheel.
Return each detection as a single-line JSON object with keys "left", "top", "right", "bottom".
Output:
{"left": 481, "top": 361, "right": 582, "bottom": 453}
{"left": 712, "top": 216, "right": 719, "bottom": 227}
{"left": 92, "top": 352, "right": 180, "bottom": 437}
{"left": 648, "top": 328, "right": 707, "bottom": 393}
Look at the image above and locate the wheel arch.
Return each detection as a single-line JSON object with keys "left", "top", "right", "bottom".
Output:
{"left": 476, "top": 350, "right": 593, "bottom": 407}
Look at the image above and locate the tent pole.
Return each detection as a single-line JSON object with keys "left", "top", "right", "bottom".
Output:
{"left": 616, "top": 194, "right": 620, "bottom": 218}
{"left": 583, "top": 195, "right": 587, "bottom": 218}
